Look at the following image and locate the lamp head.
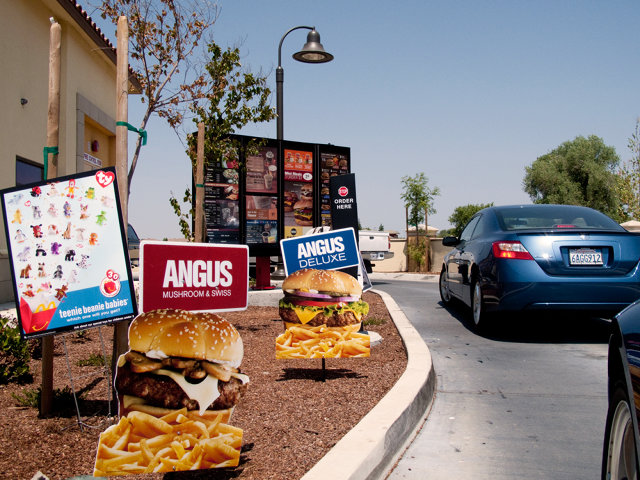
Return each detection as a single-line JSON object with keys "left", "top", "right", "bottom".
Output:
{"left": 292, "top": 29, "right": 334, "bottom": 63}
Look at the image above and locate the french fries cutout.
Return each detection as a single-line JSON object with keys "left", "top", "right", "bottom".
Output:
{"left": 93, "top": 408, "right": 242, "bottom": 475}
{"left": 276, "top": 323, "right": 371, "bottom": 359}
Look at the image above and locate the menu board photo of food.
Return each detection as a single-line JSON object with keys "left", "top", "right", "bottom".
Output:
{"left": 246, "top": 146, "right": 277, "bottom": 194}
{"left": 283, "top": 149, "right": 313, "bottom": 238}
{"left": 245, "top": 195, "right": 278, "bottom": 244}
{"left": 320, "top": 153, "right": 349, "bottom": 227}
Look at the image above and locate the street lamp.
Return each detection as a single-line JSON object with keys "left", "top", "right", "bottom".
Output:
{"left": 276, "top": 26, "right": 333, "bottom": 140}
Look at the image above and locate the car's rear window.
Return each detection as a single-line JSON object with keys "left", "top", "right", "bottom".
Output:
{"left": 495, "top": 206, "right": 624, "bottom": 231}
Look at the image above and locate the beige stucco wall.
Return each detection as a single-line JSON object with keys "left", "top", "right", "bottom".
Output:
{"left": 372, "top": 238, "right": 448, "bottom": 274}
{"left": 0, "top": 0, "right": 119, "bottom": 301}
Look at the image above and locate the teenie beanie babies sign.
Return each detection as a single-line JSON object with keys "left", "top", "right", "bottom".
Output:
{"left": 0, "top": 168, "right": 137, "bottom": 338}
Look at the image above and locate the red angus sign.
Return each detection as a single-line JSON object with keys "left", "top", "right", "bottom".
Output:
{"left": 139, "top": 241, "right": 248, "bottom": 313}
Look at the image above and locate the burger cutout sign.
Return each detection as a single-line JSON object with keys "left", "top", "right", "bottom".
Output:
{"left": 94, "top": 309, "right": 250, "bottom": 475}
{"left": 276, "top": 269, "right": 370, "bottom": 359}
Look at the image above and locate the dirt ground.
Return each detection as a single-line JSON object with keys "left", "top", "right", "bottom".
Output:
{"left": 0, "top": 291, "right": 407, "bottom": 480}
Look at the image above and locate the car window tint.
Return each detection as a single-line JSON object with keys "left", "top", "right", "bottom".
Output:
{"left": 495, "top": 206, "right": 624, "bottom": 231}
{"left": 470, "top": 214, "right": 488, "bottom": 239}
{"left": 460, "top": 216, "right": 481, "bottom": 242}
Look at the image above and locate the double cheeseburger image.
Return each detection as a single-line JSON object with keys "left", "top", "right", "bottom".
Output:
{"left": 116, "top": 308, "right": 249, "bottom": 420}
{"left": 276, "top": 269, "right": 371, "bottom": 359}
{"left": 293, "top": 184, "right": 313, "bottom": 226}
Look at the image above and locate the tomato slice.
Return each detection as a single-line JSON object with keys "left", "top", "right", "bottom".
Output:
{"left": 291, "top": 299, "right": 340, "bottom": 308}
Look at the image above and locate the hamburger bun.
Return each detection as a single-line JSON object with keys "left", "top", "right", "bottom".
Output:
{"left": 282, "top": 268, "right": 362, "bottom": 297}
{"left": 129, "top": 309, "right": 244, "bottom": 367}
{"left": 116, "top": 309, "right": 249, "bottom": 419}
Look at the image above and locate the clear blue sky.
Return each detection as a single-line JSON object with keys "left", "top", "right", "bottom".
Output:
{"left": 94, "top": 1, "right": 640, "bottom": 239}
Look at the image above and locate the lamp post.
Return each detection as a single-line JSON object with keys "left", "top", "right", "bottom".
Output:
{"left": 276, "top": 26, "right": 333, "bottom": 140}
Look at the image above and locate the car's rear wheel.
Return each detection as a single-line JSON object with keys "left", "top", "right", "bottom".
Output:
{"left": 603, "top": 385, "right": 638, "bottom": 480}
{"left": 471, "top": 279, "right": 488, "bottom": 331}
{"left": 439, "top": 269, "right": 451, "bottom": 305}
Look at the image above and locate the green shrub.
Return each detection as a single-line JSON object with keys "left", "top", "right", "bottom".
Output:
{"left": 12, "top": 385, "right": 81, "bottom": 410}
{"left": 0, "top": 317, "right": 32, "bottom": 384}
{"left": 77, "top": 353, "right": 110, "bottom": 367}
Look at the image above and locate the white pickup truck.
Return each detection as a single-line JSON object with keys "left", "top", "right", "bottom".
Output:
{"left": 359, "top": 230, "right": 394, "bottom": 272}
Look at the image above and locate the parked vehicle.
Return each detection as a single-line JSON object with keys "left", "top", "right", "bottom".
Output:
{"left": 602, "top": 300, "right": 640, "bottom": 480}
{"left": 127, "top": 224, "right": 140, "bottom": 267}
{"left": 359, "top": 230, "right": 394, "bottom": 273}
{"left": 439, "top": 204, "right": 640, "bottom": 330}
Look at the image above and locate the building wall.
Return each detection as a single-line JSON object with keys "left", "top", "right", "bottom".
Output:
{"left": 372, "top": 238, "right": 448, "bottom": 274}
{"left": 0, "top": 0, "right": 118, "bottom": 301}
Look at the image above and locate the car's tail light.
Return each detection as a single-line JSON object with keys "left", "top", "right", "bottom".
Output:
{"left": 492, "top": 241, "right": 533, "bottom": 260}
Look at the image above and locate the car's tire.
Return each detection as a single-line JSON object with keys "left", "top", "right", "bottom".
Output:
{"left": 471, "top": 279, "right": 489, "bottom": 331}
{"left": 602, "top": 384, "right": 638, "bottom": 480}
{"left": 439, "top": 269, "right": 452, "bottom": 305}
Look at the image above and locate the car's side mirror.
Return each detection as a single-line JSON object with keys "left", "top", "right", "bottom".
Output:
{"left": 442, "top": 236, "right": 460, "bottom": 247}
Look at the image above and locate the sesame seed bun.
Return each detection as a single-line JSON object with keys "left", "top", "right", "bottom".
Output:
{"left": 128, "top": 309, "right": 244, "bottom": 368}
{"left": 282, "top": 269, "right": 362, "bottom": 297}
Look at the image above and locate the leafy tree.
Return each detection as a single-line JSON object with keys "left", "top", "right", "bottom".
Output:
{"left": 171, "top": 43, "right": 276, "bottom": 240}
{"left": 97, "top": 0, "right": 219, "bottom": 196}
{"left": 616, "top": 120, "right": 640, "bottom": 221}
{"left": 447, "top": 203, "right": 494, "bottom": 238}
{"left": 378, "top": 223, "right": 384, "bottom": 231}
{"left": 400, "top": 173, "right": 440, "bottom": 228}
{"left": 523, "top": 135, "right": 621, "bottom": 220}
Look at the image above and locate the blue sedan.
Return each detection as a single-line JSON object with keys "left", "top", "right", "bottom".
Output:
{"left": 439, "top": 204, "right": 640, "bottom": 329}
{"left": 603, "top": 300, "right": 640, "bottom": 479}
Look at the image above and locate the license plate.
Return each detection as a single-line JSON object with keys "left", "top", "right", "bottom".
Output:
{"left": 369, "top": 252, "right": 384, "bottom": 260}
{"left": 569, "top": 248, "right": 603, "bottom": 265}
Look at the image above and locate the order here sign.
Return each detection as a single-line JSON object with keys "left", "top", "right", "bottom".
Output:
{"left": 280, "top": 227, "right": 359, "bottom": 276}
{"left": 139, "top": 241, "right": 248, "bottom": 312}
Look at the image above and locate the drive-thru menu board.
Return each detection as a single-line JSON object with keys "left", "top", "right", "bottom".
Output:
{"left": 319, "top": 152, "right": 349, "bottom": 227}
{"left": 245, "top": 146, "right": 279, "bottom": 245}
{"left": 283, "top": 148, "right": 314, "bottom": 238}
{"left": 204, "top": 146, "right": 240, "bottom": 243}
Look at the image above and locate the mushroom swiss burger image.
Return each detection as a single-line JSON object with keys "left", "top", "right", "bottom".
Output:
{"left": 115, "top": 309, "right": 249, "bottom": 420}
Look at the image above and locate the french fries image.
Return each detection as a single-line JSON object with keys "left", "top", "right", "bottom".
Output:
{"left": 93, "top": 408, "right": 243, "bottom": 475}
{"left": 276, "top": 323, "right": 370, "bottom": 359}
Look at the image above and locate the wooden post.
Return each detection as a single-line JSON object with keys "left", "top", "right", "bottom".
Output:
{"left": 40, "top": 19, "right": 62, "bottom": 417}
{"left": 194, "top": 122, "right": 205, "bottom": 243}
{"left": 112, "top": 16, "right": 130, "bottom": 394}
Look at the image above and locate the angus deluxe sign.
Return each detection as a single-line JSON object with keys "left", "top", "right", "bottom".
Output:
{"left": 139, "top": 241, "right": 248, "bottom": 312}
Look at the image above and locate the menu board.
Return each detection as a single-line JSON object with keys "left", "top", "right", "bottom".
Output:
{"left": 246, "top": 146, "right": 277, "bottom": 194}
{"left": 320, "top": 153, "right": 349, "bottom": 227}
{"left": 204, "top": 146, "right": 240, "bottom": 243}
{"left": 283, "top": 149, "right": 313, "bottom": 238}
{"left": 245, "top": 195, "right": 278, "bottom": 244}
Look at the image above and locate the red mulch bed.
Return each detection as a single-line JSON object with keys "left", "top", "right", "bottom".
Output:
{"left": 0, "top": 291, "right": 407, "bottom": 480}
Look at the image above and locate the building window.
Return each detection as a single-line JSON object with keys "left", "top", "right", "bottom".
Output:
{"left": 16, "top": 157, "right": 43, "bottom": 186}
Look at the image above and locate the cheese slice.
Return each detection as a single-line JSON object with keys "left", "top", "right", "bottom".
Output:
{"left": 293, "top": 307, "right": 321, "bottom": 325}
{"left": 155, "top": 368, "right": 220, "bottom": 416}
{"left": 292, "top": 306, "right": 362, "bottom": 324}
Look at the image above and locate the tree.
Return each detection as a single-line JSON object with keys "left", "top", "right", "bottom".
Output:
{"left": 97, "top": 0, "right": 219, "bottom": 196}
{"left": 447, "top": 203, "right": 494, "bottom": 238}
{"left": 616, "top": 120, "right": 640, "bottom": 221}
{"left": 171, "top": 42, "right": 276, "bottom": 239}
{"left": 523, "top": 135, "right": 621, "bottom": 220}
{"left": 400, "top": 173, "right": 440, "bottom": 228}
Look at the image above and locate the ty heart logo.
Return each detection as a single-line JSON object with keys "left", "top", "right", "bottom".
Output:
{"left": 95, "top": 171, "right": 115, "bottom": 188}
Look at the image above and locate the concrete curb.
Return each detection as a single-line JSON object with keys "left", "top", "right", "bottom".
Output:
{"left": 300, "top": 288, "right": 436, "bottom": 480}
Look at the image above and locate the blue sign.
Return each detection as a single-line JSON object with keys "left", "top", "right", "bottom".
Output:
{"left": 280, "top": 228, "right": 360, "bottom": 276}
